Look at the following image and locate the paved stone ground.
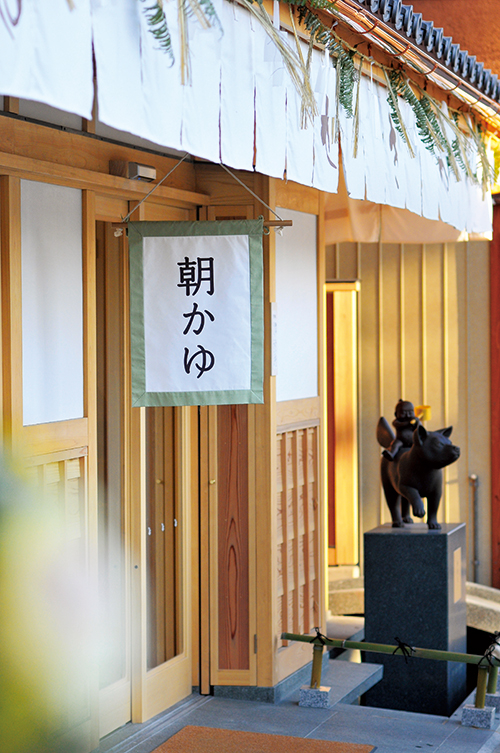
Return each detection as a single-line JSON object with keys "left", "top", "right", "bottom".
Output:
{"left": 97, "top": 660, "right": 500, "bottom": 753}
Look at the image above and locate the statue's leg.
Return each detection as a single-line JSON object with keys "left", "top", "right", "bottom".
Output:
{"left": 426, "top": 490, "right": 442, "bottom": 529}
{"left": 381, "top": 466, "right": 404, "bottom": 527}
{"left": 400, "top": 496, "right": 414, "bottom": 524}
{"left": 398, "top": 484, "right": 425, "bottom": 519}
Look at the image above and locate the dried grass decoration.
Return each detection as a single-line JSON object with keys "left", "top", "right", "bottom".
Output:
{"left": 140, "top": 0, "right": 222, "bottom": 83}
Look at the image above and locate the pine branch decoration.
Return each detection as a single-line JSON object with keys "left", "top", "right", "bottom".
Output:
{"left": 337, "top": 49, "right": 357, "bottom": 118}
{"left": 184, "top": 0, "right": 222, "bottom": 32}
{"left": 468, "top": 120, "right": 495, "bottom": 193}
{"left": 384, "top": 69, "right": 415, "bottom": 157}
{"left": 450, "top": 112, "right": 476, "bottom": 182}
{"left": 141, "top": 0, "right": 174, "bottom": 62}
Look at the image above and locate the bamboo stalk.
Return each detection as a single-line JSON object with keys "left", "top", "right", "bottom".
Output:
{"left": 476, "top": 666, "right": 489, "bottom": 709}
{"left": 280, "top": 632, "right": 500, "bottom": 668}
{"left": 310, "top": 643, "right": 324, "bottom": 688}
{"left": 487, "top": 666, "right": 499, "bottom": 694}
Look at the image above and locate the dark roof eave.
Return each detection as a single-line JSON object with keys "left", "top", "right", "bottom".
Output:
{"left": 326, "top": 0, "right": 500, "bottom": 126}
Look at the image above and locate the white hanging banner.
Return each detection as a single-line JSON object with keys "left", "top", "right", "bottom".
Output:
{"left": 0, "top": 0, "right": 93, "bottom": 118}
{"left": 129, "top": 220, "right": 264, "bottom": 406}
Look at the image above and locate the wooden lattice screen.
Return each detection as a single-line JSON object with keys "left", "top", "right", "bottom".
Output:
{"left": 277, "top": 426, "right": 320, "bottom": 643}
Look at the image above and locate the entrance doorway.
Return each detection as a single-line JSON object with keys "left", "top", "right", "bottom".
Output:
{"left": 96, "top": 222, "right": 192, "bottom": 738}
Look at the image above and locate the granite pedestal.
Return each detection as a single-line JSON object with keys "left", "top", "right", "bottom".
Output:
{"left": 363, "top": 523, "right": 467, "bottom": 716}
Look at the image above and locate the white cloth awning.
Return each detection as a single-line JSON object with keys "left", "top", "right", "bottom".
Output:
{"left": 0, "top": 0, "right": 492, "bottom": 235}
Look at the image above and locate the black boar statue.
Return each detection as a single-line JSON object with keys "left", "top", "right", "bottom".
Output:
{"left": 377, "top": 404, "right": 460, "bottom": 529}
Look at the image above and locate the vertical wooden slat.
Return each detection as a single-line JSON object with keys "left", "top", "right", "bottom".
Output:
{"left": 302, "top": 430, "right": 312, "bottom": 633}
{"left": 326, "top": 292, "right": 336, "bottom": 553}
{"left": 292, "top": 431, "right": 300, "bottom": 634}
{"left": 400, "top": 245, "right": 406, "bottom": 397}
{"left": 377, "top": 243, "right": 385, "bottom": 524}
{"left": 174, "top": 408, "right": 184, "bottom": 659}
{"left": 82, "top": 194, "right": 98, "bottom": 746}
{"left": 1, "top": 176, "right": 22, "bottom": 447}
{"left": 280, "top": 431, "right": 289, "bottom": 643}
{"left": 424, "top": 244, "right": 445, "bottom": 432}
{"left": 189, "top": 406, "right": 200, "bottom": 690}
{"left": 217, "top": 404, "right": 250, "bottom": 671}
{"left": 443, "top": 243, "right": 460, "bottom": 523}
{"left": 443, "top": 244, "right": 450, "bottom": 523}
{"left": 254, "top": 173, "right": 276, "bottom": 688}
{"left": 327, "top": 284, "right": 358, "bottom": 565}
{"left": 199, "top": 406, "right": 211, "bottom": 694}
{"left": 310, "top": 428, "right": 320, "bottom": 626}
{"left": 402, "top": 245, "right": 423, "bottom": 405}
{"left": 492, "top": 204, "right": 500, "bottom": 587}
{"left": 421, "top": 244, "right": 428, "bottom": 407}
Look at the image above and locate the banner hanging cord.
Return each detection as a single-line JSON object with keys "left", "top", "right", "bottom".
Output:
{"left": 115, "top": 154, "right": 291, "bottom": 235}
{"left": 219, "top": 163, "right": 287, "bottom": 233}
{"left": 119, "top": 152, "right": 191, "bottom": 226}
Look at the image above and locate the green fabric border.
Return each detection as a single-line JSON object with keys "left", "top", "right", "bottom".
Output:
{"left": 129, "top": 220, "right": 264, "bottom": 407}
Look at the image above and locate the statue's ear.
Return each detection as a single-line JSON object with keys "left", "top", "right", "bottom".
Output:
{"left": 416, "top": 424, "right": 427, "bottom": 445}
{"left": 438, "top": 426, "right": 453, "bottom": 437}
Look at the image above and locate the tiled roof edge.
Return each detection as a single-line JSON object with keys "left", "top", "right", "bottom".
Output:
{"left": 354, "top": 0, "right": 499, "bottom": 101}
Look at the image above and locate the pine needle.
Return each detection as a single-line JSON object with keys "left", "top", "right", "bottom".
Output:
{"left": 334, "top": 56, "right": 340, "bottom": 144}
{"left": 141, "top": 0, "right": 175, "bottom": 63}
{"left": 184, "top": 0, "right": 222, "bottom": 32}
{"left": 337, "top": 49, "right": 356, "bottom": 118}
{"left": 384, "top": 69, "right": 415, "bottom": 158}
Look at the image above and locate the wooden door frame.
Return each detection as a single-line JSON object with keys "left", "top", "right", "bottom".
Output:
{"left": 324, "top": 281, "right": 360, "bottom": 567}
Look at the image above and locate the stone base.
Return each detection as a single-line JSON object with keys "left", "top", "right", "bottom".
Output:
{"left": 486, "top": 693, "right": 500, "bottom": 712}
{"left": 475, "top": 692, "right": 500, "bottom": 712}
{"left": 299, "top": 685, "right": 332, "bottom": 708}
{"left": 461, "top": 704, "right": 496, "bottom": 729}
{"left": 364, "top": 523, "right": 467, "bottom": 716}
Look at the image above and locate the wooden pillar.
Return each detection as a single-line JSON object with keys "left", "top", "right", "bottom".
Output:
{"left": 491, "top": 198, "right": 500, "bottom": 587}
{"left": 0, "top": 175, "right": 22, "bottom": 448}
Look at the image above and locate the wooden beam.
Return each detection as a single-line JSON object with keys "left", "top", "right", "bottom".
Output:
{"left": 0, "top": 150, "right": 209, "bottom": 207}
{"left": 3, "top": 97, "right": 19, "bottom": 114}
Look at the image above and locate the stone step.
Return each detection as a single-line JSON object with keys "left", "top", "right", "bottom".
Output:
{"left": 321, "top": 659, "right": 384, "bottom": 706}
{"left": 329, "top": 577, "right": 500, "bottom": 637}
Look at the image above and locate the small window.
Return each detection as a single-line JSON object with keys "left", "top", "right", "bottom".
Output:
{"left": 21, "top": 180, "right": 84, "bottom": 425}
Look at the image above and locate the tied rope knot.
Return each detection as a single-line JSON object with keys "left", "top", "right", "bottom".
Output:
{"left": 310, "top": 626, "right": 328, "bottom": 645}
{"left": 392, "top": 637, "right": 415, "bottom": 664}
{"left": 479, "top": 631, "right": 500, "bottom": 668}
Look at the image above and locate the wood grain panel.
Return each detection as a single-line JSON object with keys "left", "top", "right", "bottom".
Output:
{"left": 401, "top": 244, "right": 423, "bottom": 403}
{"left": 274, "top": 180, "right": 319, "bottom": 215}
{"left": 492, "top": 205, "right": 500, "bottom": 587}
{"left": 22, "top": 418, "right": 89, "bottom": 456}
{"left": 217, "top": 405, "right": 250, "bottom": 671}
{"left": 0, "top": 116, "right": 198, "bottom": 193}
{"left": 95, "top": 194, "right": 128, "bottom": 222}
{"left": 276, "top": 397, "right": 320, "bottom": 430}
{"left": 336, "top": 239, "right": 489, "bottom": 576}
{"left": 423, "top": 244, "right": 445, "bottom": 429}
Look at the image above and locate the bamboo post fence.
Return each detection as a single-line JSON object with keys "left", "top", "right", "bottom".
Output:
{"left": 281, "top": 631, "right": 500, "bottom": 709}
